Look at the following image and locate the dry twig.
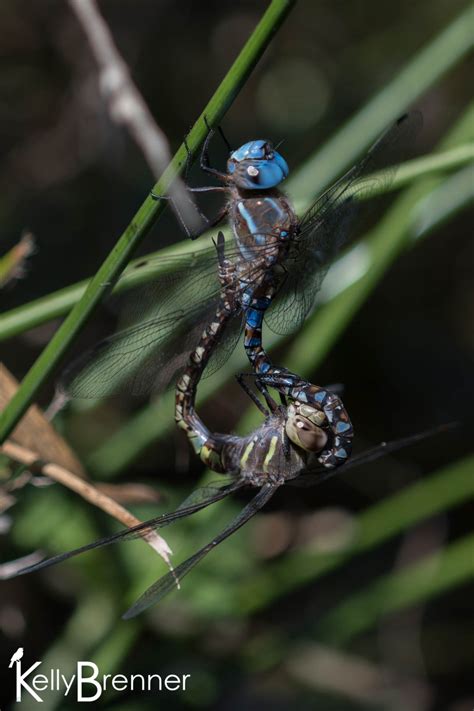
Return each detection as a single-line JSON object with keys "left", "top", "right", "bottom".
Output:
{"left": 1, "top": 439, "right": 173, "bottom": 568}
{"left": 0, "top": 232, "right": 35, "bottom": 288}
{"left": 69, "top": 0, "right": 202, "bottom": 233}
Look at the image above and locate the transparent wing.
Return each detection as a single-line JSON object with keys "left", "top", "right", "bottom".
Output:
{"left": 290, "top": 422, "right": 453, "bottom": 488}
{"left": 59, "top": 242, "right": 261, "bottom": 399}
{"left": 205, "top": 311, "right": 246, "bottom": 377}
{"left": 265, "top": 111, "right": 423, "bottom": 335}
{"left": 123, "top": 483, "right": 279, "bottom": 618}
{"left": 10, "top": 479, "right": 246, "bottom": 578}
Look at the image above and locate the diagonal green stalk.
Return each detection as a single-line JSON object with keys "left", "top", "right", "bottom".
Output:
{"left": 386, "top": 142, "right": 473, "bottom": 188}
{"left": 240, "top": 455, "right": 473, "bottom": 665}
{"left": 316, "top": 531, "right": 474, "bottom": 646}
{"left": 289, "top": 3, "right": 474, "bottom": 202}
{"left": 0, "top": 0, "right": 295, "bottom": 443}
{"left": 1, "top": 143, "right": 471, "bottom": 342}
{"left": 237, "top": 454, "right": 474, "bottom": 613}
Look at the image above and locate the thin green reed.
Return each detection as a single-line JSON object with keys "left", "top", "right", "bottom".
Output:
{"left": 0, "top": 0, "right": 296, "bottom": 442}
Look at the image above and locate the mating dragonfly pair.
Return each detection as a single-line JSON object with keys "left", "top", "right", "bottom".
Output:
{"left": 13, "top": 111, "right": 425, "bottom": 617}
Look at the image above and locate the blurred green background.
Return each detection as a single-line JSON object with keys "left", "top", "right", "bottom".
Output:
{"left": 0, "top": 1, "right": 473, "bottom": 709}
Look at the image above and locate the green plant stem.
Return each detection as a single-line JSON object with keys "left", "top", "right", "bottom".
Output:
{"left": 289, "top": 3, "right": 474, "bottom": 202}
{"left": 0, "top": 236, "right": 217, "bottom": 342}
{"left": 0, "top": 0, "right": 295, "bottom": 443}
{"left": 391, "top": 143, "right": 473, "bottom": 188}
{"left": 316, "top": 531, "right": 474, "bottom": 646}
{"left": 237, "top": 454, "right": 474, "bottom": 613}
{"left": 1, "top": 142, "right": 471, "bottom": 342}
{"left": 412, "top": 162, "right": 474, "bottom": 236}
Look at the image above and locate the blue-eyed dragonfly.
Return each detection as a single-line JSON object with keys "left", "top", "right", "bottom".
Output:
{"left": 11, "top": 246, "right": 451, "bottom": 618}
{"left": 59, "top": 112, "right": 422, "bottom": 468}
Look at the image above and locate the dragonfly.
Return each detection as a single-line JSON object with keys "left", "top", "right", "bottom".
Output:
{"left": 11, "top": 258, "right": 452, "bottom": 618}
{"left": 175, "top": 111, "right": 422, "bottom": 466}
{"left": 59, "top": 112, "right": 422, "bottom": 468}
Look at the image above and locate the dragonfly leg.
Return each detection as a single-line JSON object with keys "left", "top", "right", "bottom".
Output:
{"left": 282, "top": 428, "right": 291, "bottom": 459}
{"left": 203, "top": 116, "right": 232, "bottom": 153}
{"left": 187, "top": 205, "right": 228, "bottom": 240}
{"left": 235, "top": 373, "right": 269, "bottom": 416}
{"left": 237, "top": 372, "right": 280, "bottom": 413}
{"left": 182, "top": 124, "right": 224, "bottom": 179}
{"left": 203, "top": 115, "right": 233, "bottom": 153}
{"left": 148, "top": 192, "right": 198, "bottom": 239}
{"left": 148, "top": 193, "right": 193, "bottom": 239}
{"left": 254, "top": 377, "right": 279, "bottom": 412}
{"left": 149, "top": 191, "right": 227, "bottom": 240}
{"left": 216, "top": 124, "right": 232, "bottom": 152}
{"left": 183, "top": 134, "right": 228, "bottom": 194}
{"left": 199, "top": 116, "right": 228, "bottom": 180}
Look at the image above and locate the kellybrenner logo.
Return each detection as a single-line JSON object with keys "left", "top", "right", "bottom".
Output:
{"left": 8, "top": 647, "right": 191, "bottom": 702}
{"left": 9, "top": 647, "right": 24, "bottom": 668}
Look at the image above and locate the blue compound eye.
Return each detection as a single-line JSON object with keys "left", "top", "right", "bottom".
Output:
{"left": 227, "top": 140, "right": 289, "bottom": 189}
{"left": 227, "top": 140, "right": 289, "bottom": 190}
{"left": 273, "top": 151, "right": 289, "bottom": 179}
{"left": 245, "top": 156, "right": 288, "bottom": 189}
{"left": 230, "top": 140, "right": 267, "bottom": 162}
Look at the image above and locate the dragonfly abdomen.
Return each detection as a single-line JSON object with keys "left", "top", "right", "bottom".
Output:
{"left": 175, "top": 295, "right": 234, "bottom": 473}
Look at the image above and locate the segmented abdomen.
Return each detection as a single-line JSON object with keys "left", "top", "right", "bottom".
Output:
{"left": 175, "top": 297, "right": 234, "bottom": 473}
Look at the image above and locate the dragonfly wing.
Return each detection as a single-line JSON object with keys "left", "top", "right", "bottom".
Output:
{"left": 123, "top": 482, "right": 279, "bottom": 618}
{"left": 59, "top": 300, "right": 218, "bottom": 398}
{"left": 264, "top": 204, "right": 356, "bottom": 335}
{"left": 291, "top": 422, "right": 451, "bottom": 488}
{"left": 265, "top": 111, "right": 423, "bottom": 336}
{"left": 58, "top": 244, "right": 245, "bottom": 399}
{"left": 204, "top": 311, "right": 245, "bottom": 377}
{"left": 9, "top": 480, "right": 246, "bottom": 578}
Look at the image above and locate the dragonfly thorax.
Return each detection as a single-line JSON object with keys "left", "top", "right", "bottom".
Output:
{"left": 227, "top": 140, "right": 289, "bottom": 190}
{"left": 220, "top": 411, "right": 307, "bottom": 485}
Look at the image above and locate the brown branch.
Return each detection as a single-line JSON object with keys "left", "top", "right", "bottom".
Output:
{"left": 0, "top": 231, "right": 35, "bottom": 288}
{"left": 1, "top": 439, "right": 173, "bottom": 569}
{"left": 68, "top": 0, "right": 201, "bottom": 233}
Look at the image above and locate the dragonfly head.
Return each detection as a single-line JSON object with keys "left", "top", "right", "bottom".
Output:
{"left": 285, "top": 402, "right": 328, "bottom": 453}
{"left": 227, "top": 140, "right": 289, "bottom": 190}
